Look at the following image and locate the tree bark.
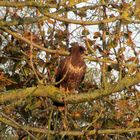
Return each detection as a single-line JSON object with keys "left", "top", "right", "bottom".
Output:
{"left": 1, "top": 72, "right": 140, "bottom": 104}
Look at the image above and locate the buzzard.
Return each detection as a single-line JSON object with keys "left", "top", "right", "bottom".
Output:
{"left": 55, "top": 45, "right": 87, "bottom": 93}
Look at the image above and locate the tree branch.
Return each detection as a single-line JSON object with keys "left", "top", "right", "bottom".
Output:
{"left": 0, "top": 27, "right": 69, "bottom": 56}
{"left": 0, "top": 72, "right": 140, "bottom": 105}
{"left": 65, "top": 72, "right": 140, "bottom": 103}
{"left": 0, "top": 16, "right": 50, "bottom": 27}
{"left": 0, "top": 116, "right": 140, "bottom": 136}
{"left": 0, "top": 1, "right": 139, "bottom": 26}
{"left": 1, "top": 27, "right": 138, "bottom": 68}
{"left": 0, "top": 13, "right": 122, "bottom": 27}
{"left": 41, "top": 10, "right": 122, "bottom": 25}
{"left": 0, "top": 112, "right": 38, "bottom": 140}
{"left": 0, "top": 1, "right": 56, "bottom": 8}
{"left": 0, "top": 85, "right": 64, "bottom": 104}
{"left": 0, "top": 1, "right": 122, "bottom": 27}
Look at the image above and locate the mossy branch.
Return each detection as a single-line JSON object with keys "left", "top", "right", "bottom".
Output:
{"left": 0, "top": 72, "right": 140, "bottom": 105}
{"left": 0, "top": 85, "right": 64, "bottom": 104}
{"left": 0, "top": 1, "right": 56, "bottom": 8}
{"left": 65, "top": 72, "right": 140, "bottom": 103}
{"left": 0, "top": 1, "right": 122, "bottom": 27}
{"left": 0, "top": 13, "right": 121, "bottom": 27}
{"left": 0, "top": 116, "right": 140, "bottom": 136}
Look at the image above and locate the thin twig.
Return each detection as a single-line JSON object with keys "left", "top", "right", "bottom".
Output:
{"left": 29, "top": 32, "right": 41, "bottom": 83}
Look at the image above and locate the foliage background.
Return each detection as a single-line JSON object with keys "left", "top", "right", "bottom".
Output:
{"left": 0, "top": 0, "right": 140, "bottom": 139}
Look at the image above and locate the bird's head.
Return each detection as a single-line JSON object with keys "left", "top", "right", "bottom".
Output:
{"left": 69, "top": 45, "right": 87, "bottom": 57}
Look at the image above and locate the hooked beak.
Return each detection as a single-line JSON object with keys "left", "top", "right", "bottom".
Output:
{"left": 84, "top": 50, "right": 88, "bottom": 55}
{"left": 82, "top": 50, "right": 88, "bottom": 58}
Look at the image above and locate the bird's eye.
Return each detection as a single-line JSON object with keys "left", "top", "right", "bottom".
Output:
{"left": 68, "top": 47, "right": 72, "bottom": 52}
{"left": 80, "top": 47, "right": 85, "bottom": 53}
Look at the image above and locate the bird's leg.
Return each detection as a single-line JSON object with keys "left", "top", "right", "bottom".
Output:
{"left": 66, "top": 87, "right": 70, "bottom": 94}
{"left": 59, "top": 85, "right": 66, "bottom": 94}
{"left": 56, "top": 86, "right": 66, "bottom": 111}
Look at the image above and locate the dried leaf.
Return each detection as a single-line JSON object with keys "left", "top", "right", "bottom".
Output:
{"left": 94, "top": 32, "right": 101, "bottom": 38}
{"left": 47, "top": 19, "right": 55, "bottom": 24}
{"left": 82, "top": 29, "right": 90, "bottom": 36}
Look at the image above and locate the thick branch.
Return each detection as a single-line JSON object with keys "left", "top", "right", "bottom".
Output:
{"left": 65, "top": 72, "right": 140, "bottom": 103}
{"left": 0, "top": 1, "right": 55, "bottom": 8}
{"left": 0, "top": 1, "right": 103, "bottom": 10}
{"left": 0, "top": 13, "right": 122, "bottom": 27}
{"left": 0, "top": 16, "right": 50, "bottom": 27}
{"left": 0, "top": 117, "right": 140, "bottom": 136}
{"left": 0, "top": 1, "right": 122, "bottom": 27}
{"left": 42, "top": 10, "right": 122, "bottom": 25}
{"left": 0, "top": 85, "right": 64, "bottom": 104}
{"left": 0, "top": 1, "right": 139, "bottom": 26}
{"left": 0, "top": 72, "right": 140, "bottom": 105}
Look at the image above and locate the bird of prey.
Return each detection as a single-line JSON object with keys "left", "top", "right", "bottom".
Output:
{"left": 55, "top": 45, "right": 87, "bottom": 93}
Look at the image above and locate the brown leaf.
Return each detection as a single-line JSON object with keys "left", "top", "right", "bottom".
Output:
{"left": 94, "top": 32, "right": 101, "bottom": 38}
{"left": 82, "top": 29, "right": 90, "bottom": 36}
{"left": 47, "top": 19, "right": 55, "bottom": 24}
